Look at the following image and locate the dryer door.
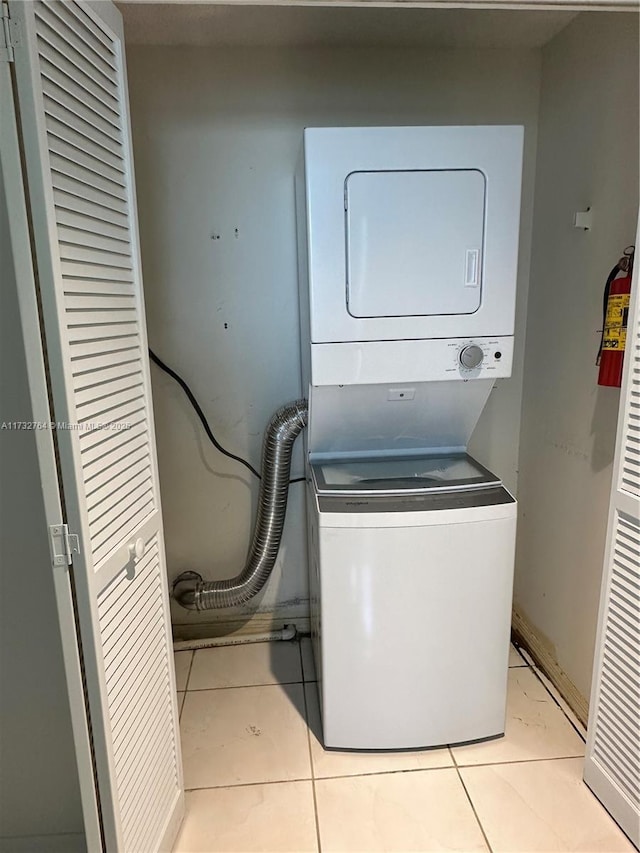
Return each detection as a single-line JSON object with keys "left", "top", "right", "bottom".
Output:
{"left": 346, "top": 170, "right": 485, "bottom": 319}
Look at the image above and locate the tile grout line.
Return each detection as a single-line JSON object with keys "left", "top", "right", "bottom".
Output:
{"left": 300, "top": 641, "right": 323, "bottom": 853}
{"left": 436, "top": 753, "right": 584, "bottom": 772}
{"left": 511, "top": 640, "right": 535, "bottom": 666}
{"left": 450, "top": 745, "right": 494, "bottom": 853}
{"left": 177, "top": 650, "right": 195, "bottom": 722}
{"left": 184, "top": 649, "right": 196, "bottom": 693}
{"left": 180, "top": 753, "right": 585, "bottom": 794}
{"left": 528, "top": 664, "right": 587, "bottom": 745}
{"left": 511, "top": 641, "right": 529, "bottom": 667}
{"left": 184, "top": 776, "right": 314, "bottom": 794}
{"left": 181, "top": 664, "right": 528, "bottom": 696}
{"left": 180, "top": 679, "right": 305, "bottom": 693}
{"left": 511, "top": 642, "right": 587, "bottom": 743}
{"left": 180, "top": 646, "right": 521, "bottom": 694}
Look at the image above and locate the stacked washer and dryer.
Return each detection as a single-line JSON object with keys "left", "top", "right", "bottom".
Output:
{"left": 296, "top": 126, "right": 524, "bottom": 750}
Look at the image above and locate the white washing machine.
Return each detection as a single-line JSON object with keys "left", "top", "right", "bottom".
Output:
{"left": 306, "top": 453, "right": 517, "bottom": 750}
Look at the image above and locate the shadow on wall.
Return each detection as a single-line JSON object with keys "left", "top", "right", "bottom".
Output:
{"left": 591, "top": 386, "right": 622, "bottom": 473}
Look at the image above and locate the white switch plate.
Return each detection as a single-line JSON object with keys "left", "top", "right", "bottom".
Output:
{"left": 574, "top": 208, "right": 593, "bottom": 230}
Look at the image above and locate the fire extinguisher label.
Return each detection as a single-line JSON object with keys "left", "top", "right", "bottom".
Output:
{"left": 602, "top": 293, "right": 630, "bottom": 350}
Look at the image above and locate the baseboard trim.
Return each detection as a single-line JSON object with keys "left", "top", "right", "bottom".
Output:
{"left": 173, "top": 613, "right": 310, "bottom": 642}
{"left": 512, "top": 604, "right": 589, "bottom": 727}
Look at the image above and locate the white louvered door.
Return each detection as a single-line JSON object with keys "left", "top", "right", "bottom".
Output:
{"left": 584, "top": 222, "right": 640, "bottom": 849}
{"left": 9, "top": 1, "right": 184, "bottom": 850}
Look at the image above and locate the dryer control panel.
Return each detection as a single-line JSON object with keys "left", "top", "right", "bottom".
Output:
{"left": 309, "top": 336, "right": 514, "bottom": 386}
{"left": 455, "top": 340, "right": 509, "bottom": 376}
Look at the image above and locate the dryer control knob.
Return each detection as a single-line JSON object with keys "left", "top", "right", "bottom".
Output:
{"left": 460, "top": 344, "right": 484, "bottom": 370}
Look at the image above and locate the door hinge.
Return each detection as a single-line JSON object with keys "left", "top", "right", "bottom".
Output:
{"left": 1, "top": 3, "right": 20, "bottom": 64}
{"left": 49, "top": 524, "right": 81, "bottom": 566}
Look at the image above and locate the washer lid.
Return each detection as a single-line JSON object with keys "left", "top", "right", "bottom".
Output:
{"left": 311, "top": 453, "right": 500, "bottom": 496}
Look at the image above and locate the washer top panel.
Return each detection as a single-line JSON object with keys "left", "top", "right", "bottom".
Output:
{"left": 311, "top": 452, "right": 500, "bottom": 497}
{"left": 346, "top": 169, "right": 485, "bottom": 319}
{"left": 317, "top": 485, "right": 515, "bottom": 515}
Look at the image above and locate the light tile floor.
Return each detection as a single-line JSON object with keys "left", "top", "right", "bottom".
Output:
{"left": 172, "top": 641, "right": 635, "bottom": 853}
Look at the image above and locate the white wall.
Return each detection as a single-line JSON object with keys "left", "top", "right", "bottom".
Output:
{"left": 515, "top": 12, "right": 639, "bottom": 700}
{"left": 0, "top": 168, "right": 85, "bottom": 848}
{"left": 126, "top": 44, "right": 541, "bottom": 633}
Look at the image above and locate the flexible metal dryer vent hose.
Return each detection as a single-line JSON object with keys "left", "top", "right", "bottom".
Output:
{"left": 172, "top": 400, "right": 308, "bottom": 610}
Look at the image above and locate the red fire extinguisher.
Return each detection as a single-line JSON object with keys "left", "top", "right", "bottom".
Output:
{"left": 597, "top": 246, "right": 635, "bottom": 387}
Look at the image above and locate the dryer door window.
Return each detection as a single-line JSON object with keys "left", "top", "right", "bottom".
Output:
{"left": 346, "top": 169, "right": 486, "bottom": 318}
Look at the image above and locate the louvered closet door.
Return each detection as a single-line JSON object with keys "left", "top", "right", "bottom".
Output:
{"left": 584, "top": 220, "right": 640, "bottom": 849}
{"left": 9, "top": 1, "right": 184, "bottom": 850}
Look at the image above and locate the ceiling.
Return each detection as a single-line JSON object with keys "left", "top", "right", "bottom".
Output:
{"left": 118, "top": 3, "right": 578, "bottom": 48}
